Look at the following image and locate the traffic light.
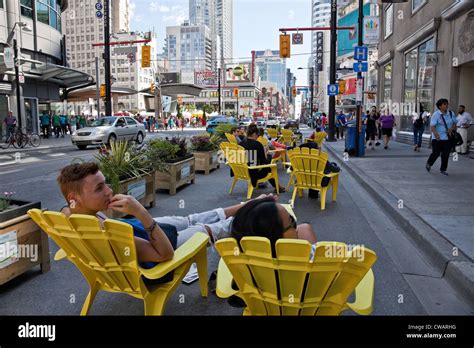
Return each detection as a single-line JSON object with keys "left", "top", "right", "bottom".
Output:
{"left": 100, "top": 84, "right": 106, "bottom": 98}
{"left": 233, "top": 88, "right": 239, "bottom": 98}
{"left": 292, "top": 87, "right": 297, "bottom": 97}
{"left": 150, "top": 83, "right": 155, "bottom": 94}
{"left": 280, "top": 34, "right": 291, "bottom": 58}
{"left": 338, "top": 80, "right": 346, "bottom": 94}
{"left": 142, "top": 45, "right": 151, "bottom": 68}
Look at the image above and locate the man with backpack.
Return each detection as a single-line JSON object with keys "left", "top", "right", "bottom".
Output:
{"left": 413, "top": 103, "right": 430, "bottom": 152}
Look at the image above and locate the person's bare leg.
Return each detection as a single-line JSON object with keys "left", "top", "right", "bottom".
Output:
{"left": 297, "top": 223, "right": 317, "bottom": 244}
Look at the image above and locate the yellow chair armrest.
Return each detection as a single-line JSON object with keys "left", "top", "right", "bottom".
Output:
{"left": 216, "top": 258, "right": 238, "bottom": 299}
{"left": 345, "top": 268, "right": 375, "bottom": 315}
{"left": 54, "top": 248, "right": 67, "bottom": 261}
{"left": 139, "top": 232, "right": 209, "bottom": 280}
{"left": 249, "top": 164, "right": 277, "bottom": 170}
{"left": 325, "top": 172, "right": 340, "bottom": 178}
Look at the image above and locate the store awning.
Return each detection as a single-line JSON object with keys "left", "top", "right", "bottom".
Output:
{"left": 66, "top": 85, "right": 138, "bottom": 102}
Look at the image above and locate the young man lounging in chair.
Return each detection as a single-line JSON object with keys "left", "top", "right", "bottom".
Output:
{"left": 57, "top": 162, "right": 277, "bottom": 266}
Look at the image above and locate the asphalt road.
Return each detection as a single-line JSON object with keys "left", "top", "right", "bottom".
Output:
{"left": 0, "top": 126, "right": 471, "bottom": 315}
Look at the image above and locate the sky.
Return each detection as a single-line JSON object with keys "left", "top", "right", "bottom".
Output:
{"left": 129, "top": 0, "right": 313, "bottom": 86}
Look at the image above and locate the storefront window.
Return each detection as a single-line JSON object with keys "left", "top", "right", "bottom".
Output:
{"left": 383, "top": 62, "right": 392, "bottom": 102}
{"left": 402, "top": 38, "right": 435, "bottom": 131}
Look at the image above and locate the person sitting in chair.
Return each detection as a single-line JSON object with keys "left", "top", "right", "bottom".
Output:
{"left": 240, "top": 124, "right": 286, "bottom": 193}
{"left": 57, "top": 163, "right": 276, "bottom": 266}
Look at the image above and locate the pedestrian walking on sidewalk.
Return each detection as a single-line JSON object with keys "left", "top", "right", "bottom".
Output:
{"left": 379, "top": 108, "right": 396, "bottom": 150}
{"left": 40, "top": 111, "right": 50, "bottom": 138}
{"left": 365, "top": 107, "right": 379, "bottom": 150}
{"left": 455, "top": 105, "right": 472, "bottom": 155}
{"left": 69, "top": 115, "right": 77, "bottom": 134}
{"left": 426, "top": 98, "right": 457, "bottom": 176}
{"left": 3, "top": 111, "right": 17, "bottom": 140}
{"left": 413, "top": 103, "right": 429, "bottom": 152}
{"left": 52, "top": 113, "right": 61, "bottom": 138}
{"left": 336, "top": 111, "right": 346, "bottom": 140}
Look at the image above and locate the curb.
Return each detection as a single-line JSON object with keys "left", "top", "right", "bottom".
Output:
{"left": 1, "top": 144, "right": 77, "bottom": 155}
{"left": 324, "top": 142, "right": 474, "bottom": 306}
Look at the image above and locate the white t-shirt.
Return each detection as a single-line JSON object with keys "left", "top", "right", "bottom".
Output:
{"left": 457, "top": 112, "right": 473, "bottom": 128}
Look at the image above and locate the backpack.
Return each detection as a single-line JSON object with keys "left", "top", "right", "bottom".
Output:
{"left": 414, "top": 113, "right": 424, "bottom": 128}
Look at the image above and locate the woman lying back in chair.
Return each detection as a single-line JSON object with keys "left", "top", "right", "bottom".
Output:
{"left": 231, "top": 196, "right": 317, "bottom": 255}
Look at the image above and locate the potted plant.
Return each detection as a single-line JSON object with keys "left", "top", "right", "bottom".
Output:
{"left": 191, "top": 133, "right": 221, "bottom": 175}
{"left": 215, "top": 123, "right": 236, "bottom": 141}
{"left": 0, "top": 192, "right": 50, "bottom": 285}
{"left": 149, "top": 137, "right": 196, "bottom": 195}
{"left": 95, "top": 141, "right": 159, "bottom": 217}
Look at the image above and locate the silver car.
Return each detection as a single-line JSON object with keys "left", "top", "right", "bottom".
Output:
{"left": 71, "top": 116, "right": 146, "bottom": 150}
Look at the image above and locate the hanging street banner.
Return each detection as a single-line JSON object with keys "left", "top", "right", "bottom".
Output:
{"left": 363, "top": 16, "right": 380, "bottom": 45}
{"left": 316, "top": 32, "right": 324, "bottom": 72}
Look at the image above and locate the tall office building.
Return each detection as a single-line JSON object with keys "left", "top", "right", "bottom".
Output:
{"left": 63, "top": 0, "right": 131, "bottom": 113}
{"left": 255, "top": 50, "right": 287, "bottom": 96}
{"left": 189, "top": 0, "right": 232, "bottom": 70}
{"left": 165, "top": 21, "right": 216, "bottom": 74}
{"left": 216, "top": 0, "right": 233, "bottom": 65}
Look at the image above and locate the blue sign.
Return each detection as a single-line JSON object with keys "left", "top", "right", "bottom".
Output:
{"left": 95, "top": 2, "right": 103, "bottom": 10}
{"left": 327, "top": 84, "right": 339, "bottom": 96}
{"left": 354, "top": 46, "right": 369, "bottom": 62}
{"left": 96, "top": 11, "right": 103, "bottom": 18}
{"left": 353, "top": 62, "right": 368, "bottom": 73}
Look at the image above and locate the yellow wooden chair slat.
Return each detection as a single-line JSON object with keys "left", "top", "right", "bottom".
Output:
{"left": 215, "top": 237, "right": 377, "bottom": 316}
{"left": 27, "top": 208, "right": 208, "bottom": 315}
{"left": 220, "top": 142, "right": 280, "bottom": 199}
{"left": 225, "top": 133, "right": 238, "bottom": 144}
{"left": 287, "top": 147, "right": 340, "bottom": 210}
{"left": 266, "top": 128, "right": 279, "bottom": 139}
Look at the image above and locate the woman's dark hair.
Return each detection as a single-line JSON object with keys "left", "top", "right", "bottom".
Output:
{"left": 231, "top": 197, "right": 284, "bottom": 256}
{"left": 258, "top": 127, "right": 264, "bottom": 137}
{"left": 247, "top": 124, "right": 259, "bottom": 136}
{"left": 436, "top": 98, "right": 449, "bottom": 109}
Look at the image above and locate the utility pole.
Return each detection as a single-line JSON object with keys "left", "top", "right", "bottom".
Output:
{"left": 218, "top": 67, "right": 222, "bottom": 113}
{"left": 355, "top": 0, "right": 364, "bottom": 156}
{"left": 310, "top": 66, "right": 314, "bottom": 125}
{"left": 95, "top": 57, "right": 100, "bottom": 115}
{"left": 13, "top": 38, "right": 22, "bottom": 129}
{"left": 103, "top": 0, "right": 112, "bottom": 115}
{"left": 328, "top": 0, "right": 337, "bottom": 142}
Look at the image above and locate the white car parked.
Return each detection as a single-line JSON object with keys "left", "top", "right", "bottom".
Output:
{"left": 71, "top": 116, "right": 146, "bottom": 150}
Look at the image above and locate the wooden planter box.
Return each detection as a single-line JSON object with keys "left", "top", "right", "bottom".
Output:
{"left": 155, "top": 155, "right": 195, "bottom": 195}
{"left": 106, "top": 173, "right": 156, "bottom": 219}
{"left": 194, "top": 149, "right": 220, "bottom": 175}
{"left": 0, "top": 201, "right": 50, "bottom": 285}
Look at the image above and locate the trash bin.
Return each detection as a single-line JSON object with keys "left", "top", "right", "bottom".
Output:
{"left": 345, "top": 123, "right": 366, "bottom": 157}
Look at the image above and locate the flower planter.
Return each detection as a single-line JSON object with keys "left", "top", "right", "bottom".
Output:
{"left": 194, "top": 149, "right": 220, "bottom": 175}
{"left": 0, "top": 200, "right": 50, "bottom": 285}
{"left": 155, "top": 155, "right": 195, "bottom": 195}
{"left": 106, "top": 173, "right": 156, "bottom": 219}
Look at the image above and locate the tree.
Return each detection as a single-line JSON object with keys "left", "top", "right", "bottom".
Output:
{"left": 202, "top": 104, "right": 213, "bottom": 121}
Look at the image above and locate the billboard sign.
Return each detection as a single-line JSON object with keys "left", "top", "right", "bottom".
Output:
{"left": 363, "top": 16, "right": 380, "bottom": 45}
{"left": 337, "top": 3, "right": 370, "bottom": 58}
{"left": 161, "top": 73, "right": 180, "bottom": 84}
{"left": 181, "top": 72, "right": 194, "bottom": 84}
{"left": 225, "top": 63, "right": 251, "bottom": 83}
{"left": 195, "top": 71, "right": 218, "bottom": 87}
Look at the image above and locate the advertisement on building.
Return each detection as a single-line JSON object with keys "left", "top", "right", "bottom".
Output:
{"left": 181, "top": 72, "right": 195, "bottom": 84}
{"left": 225, "top": 63, "right": 251, "bottom": 83}
{"left": 195, "top": 71, "right": 218, "bottom": 87}
{"left": 337, "top": 3, "right": 370, "bottom": 57}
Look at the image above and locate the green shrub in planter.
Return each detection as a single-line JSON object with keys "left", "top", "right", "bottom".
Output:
{"left": 191, "top": 133, "right": 220, "bottom": 152}
{"left": 215, "top": 124, "right": 236, "bottom": 140}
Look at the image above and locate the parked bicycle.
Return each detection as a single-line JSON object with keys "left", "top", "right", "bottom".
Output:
{"left": 0, "top": 128, "right": 41, "bottom": 149}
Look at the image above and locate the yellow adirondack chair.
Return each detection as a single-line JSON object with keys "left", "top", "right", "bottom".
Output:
{"left": 306, "top": 131, "right": 327, "bottom": 148}
{"left": 279, "top": 128, "right": 297, "bottom": 146}
{"left": 27, "top": 209, "right": 209, "bottom": 315}
{"left": 257, "top": 136, "right": 269, "bottom": 146}
{"left": 215, "top": 237, "right": 377, "bottom": 316}
{"left": 266, "top": 128, "right": 279, "bottom": 139}
{"left": 219, "top": 142, "right": 280, "bottom": 199}
{"left": 225, "top": 133, "right": 238, "bottom": 144}
{"left": 287, "top": 147, "right": 340, "bottom": 210}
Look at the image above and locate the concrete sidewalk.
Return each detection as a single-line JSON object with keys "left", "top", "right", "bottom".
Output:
{"left": 324, "top": 139, "right": 474, "bottom": 303}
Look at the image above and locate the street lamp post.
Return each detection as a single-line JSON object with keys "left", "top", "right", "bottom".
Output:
{"left": 6, "top": 22, "right": 32, "bottom": 131}
{"left": 328, "top": 0, "right": 337, "bottom": 142}
{"left": 103, "top": 0, "right": 112, "bottom": 115}
{"left": 218, "top": 67, "right": 222, "bottom": 113}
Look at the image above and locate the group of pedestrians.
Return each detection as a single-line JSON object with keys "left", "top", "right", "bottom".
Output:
{"left": 39, "top": 112, "right": 89, "bottom": 139}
